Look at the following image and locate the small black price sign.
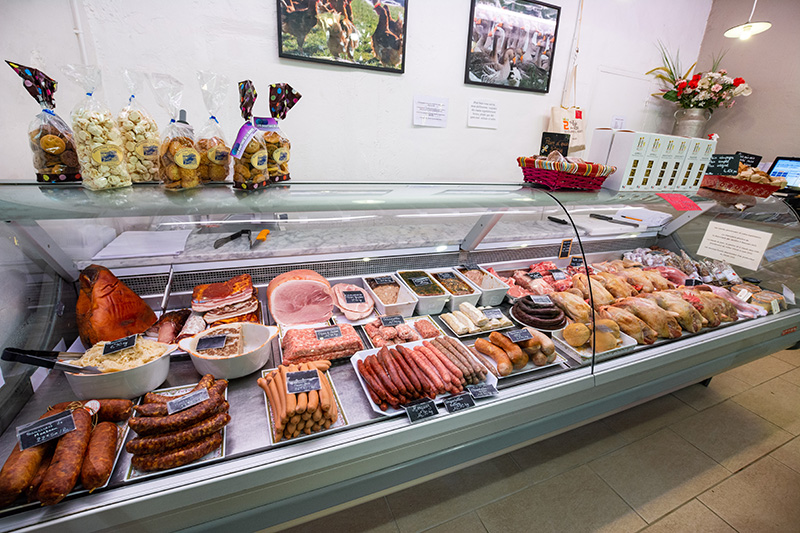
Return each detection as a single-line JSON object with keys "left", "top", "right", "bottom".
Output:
{"left": 558, "top": 239, "right": 573, "bottom": 259}
{"left": 167, "top": 388, "right": 210, "bottom": 415}
{"left": 404, "top": 398, "right": 438, "bottom": 423}
{"left": 315, "top": 326, "right": 342, "bottom": 340}
{"left": 17, "top": 411, "right": 76, "bottom": 450}
{"left": 285, "top": 370, "right": 322, "bottom": 394}
{"left": 102, "top": 334, "right": 137, "bottom": 355}
{"left": 467, "top": 383, "right": 499, "bottom": 399}
{"left": 411, "top": 276, "right": 432, "bottom": 287}
{"left": 380, "top": 315, "right": 405, "bottom": 327}
{"left": 372, "top": 276, "right": 395, "bottom": 285}
{"left": 506, "top": 329, "right": 533, "bottom": 343}
{"left": 527, "top": 271, "right": 544, "bottom": 280}
{"left": 483, "top": 308, "right": 504, "bottom": 320}
{"left": 461, "top": 264, "right": 480, "bottom": 271}
{"left": 735, "top": 151, "right": 762, "bottom": 167}
{"left": 443, "top": 391, "right": 476, "bottom": 413}
{"left": 706, "top": 154, "right": 740, "bottom": 176}
{"left": 570, "top": 256, "right": 583, "bottom": 267}
{"left": 684, "top": 278, "right": 704, "bottom": 286}
{"left": 343, "top": 291, "right": 366, "bottom": 304}
{"left": 530, "top": 295, "right": 553, "bottom": 306}
{"left": 540, "top": 131, "right": 571, "bottom": 157}
{"left": 436, "top": 272, "right": 456, "bottom": 280}
{"left": 550, "top": 269, "right": 567, "bottom": 281}
{"left": 196, "top": 334, "right": 228, "bottom": 351}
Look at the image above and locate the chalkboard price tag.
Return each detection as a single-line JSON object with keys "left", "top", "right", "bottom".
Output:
{"left": 735, "top": 151, "right": 762, "bottom": 168}
{"left": 285, "top": 370, "right": 322, "bottom": 394}
{"left": 167, "top": 388, "right": 210, "bottom": 415}
{"left": 380, "top": 315, "right": 405, "bottom": 327}
{"left": 404, "top": 398, "right": 438, "bottom": 423}
{"left": 461, "top": 264, "right": 480, "bottom": 271}
{"left": 550, "top": 269, "right": 567, "bottom": 281}
{"left": 483, "top": 308, "right": 504, "bottom": 320}
{"left": 17, "top": 410, "right": 76, "bottom": 450}
{"left": 372, "top": 276, "right": 395, "bottom": 285}
{"left": 315, "top": 326, "right": 342, "bottom": 340}
{"left": 196, "top": 334, "right": 228, "bottom": 351}
{"left": 570, "top": 256, "right": 583, "bottom": 267}
{"left": 343, "top": 291, "right": 366, "bottom": 304}
{"left": 540, "top": 131, "right": 571, "bottom": 157}
{"left": 684, "top": 278, "right": 704, "bottom": 286}
{"left": 705, "top": 154, "right": 740, "bottom": 176}
{"left": 443, "top": 392, "right": 476, "bottom": 413}
{"left": 527, "top": 271, "right": 543, "bottom": 279}
{"left": 103, "top": 334, "right": 137, "bottom": 355}
{"left": 506, "top": 329, "right": 533, "bottom": 343}
{"left": 436, "top": 272, "right": 456, "bottom": 280}
{"left": 467, "top": 383, "right": 499, "bottom": 399}
{"left": 558, "top": 239, "right": 573, "bottom": 259}
{"left": 411, "top": 276, "right": 432, "bottom": 287}
{"left": 530, "top": 295, "right": 554, "bottom": 306}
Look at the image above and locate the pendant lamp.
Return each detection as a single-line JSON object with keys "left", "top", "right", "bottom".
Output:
{"left": 724, "top": 0, "right": 771, "bottom": 40}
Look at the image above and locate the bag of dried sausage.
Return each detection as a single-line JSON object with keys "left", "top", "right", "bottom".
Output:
{"left": 118, "top": 70, "right": 160, "bottom": 182}
{"left": 148, "top": 73, "right": 201, "bottom": 190}
{"left": 258, "top": 83, "right": 301, "bottom": 183}
{"left": 230, "top": 80, "right": 269, "bottom": 190}
{"left": 196, "top": 71, "right": 231, "bottom": 183}
{"left": 62, "top": 64, "right": 132, "bottom": 190}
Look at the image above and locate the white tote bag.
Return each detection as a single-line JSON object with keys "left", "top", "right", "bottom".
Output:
{"left": 548, "top": 64, "right": 586, "bottom": 154}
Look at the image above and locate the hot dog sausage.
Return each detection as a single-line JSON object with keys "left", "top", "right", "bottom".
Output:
{"left": 131, "top": 431, "right": 223, "bottom": 472}
{"left": 38, "top": 408, "right": 93, "bottom": 505}
{"left": 126, "top": 412, "right": 230, "bottom": 455}
{"left": 80, "top": 422, "right": 119, "bottom": 491}
{"left": 489, "top": 332, "right": 528, "bottom": 369}
{"left": 474, "top": 338, "right": 513, "bottom": 376}
{"left": 128, "top": 395, "right": 224, "bottom": 437}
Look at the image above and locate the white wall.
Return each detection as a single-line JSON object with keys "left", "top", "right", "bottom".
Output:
{"left": 0, "top": 0, "right": 712, "bottom": 183}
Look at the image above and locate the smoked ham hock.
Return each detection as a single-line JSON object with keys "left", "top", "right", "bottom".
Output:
{"left": 77, "top": 265, "right": 156, "bottom": 346}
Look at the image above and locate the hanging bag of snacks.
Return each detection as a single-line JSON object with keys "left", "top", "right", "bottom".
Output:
{"left": 196, "top": 71, "right": 231, "bottom": 183}
{"left": 258, "top": 83, "right": 301, "bottom": 182}
{"left": 62, "top": 64, "right": 132, "bottom": 190}
{"left": 6, "top": 61, "right": 81, "bottom": 183}
{"left": 148, "top": 73, "right": 201, "bottom": 190}
{"left": 118, "top": 70, "right": 160, "bottom": 182}
{"left": 230, "top": 80, "right": 269, "bottom": 190}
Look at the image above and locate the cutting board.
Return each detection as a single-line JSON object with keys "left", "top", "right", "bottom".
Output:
{"left": 569, "top": 215, "right": 646, "bottom": 236}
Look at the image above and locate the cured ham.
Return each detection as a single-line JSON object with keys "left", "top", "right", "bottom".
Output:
{"left": 77, "top": 264, "right": 157, "bottom": 346}
{"left": 267, "top": 269, "right": 334, "bottom": 325}
{"left": 331, "top": 283, "right": 375, "bottom": 321}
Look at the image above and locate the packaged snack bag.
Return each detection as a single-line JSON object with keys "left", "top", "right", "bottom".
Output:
{"left": 6, "top": 61, "right": 82, "bottom": 183}
{"left": 261, "top": 83, "right": 301, "bottom": 183}
{"left": 230, "top": 80, "right": 269, "bottom": 190}
{"left": 196, "top": 71, "right": 231, "bottom": 183}
{"left": 118, "top": 70, "right": 160, "bottom": 182}
{"left": 62, "top": 64, "right": 132, "bottom": 190}
{"left": 148, "top": 73, "right": 200, "bottom": 190}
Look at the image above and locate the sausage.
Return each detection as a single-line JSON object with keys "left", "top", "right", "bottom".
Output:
{"left": 357, "top": 359, "right": 399, "bottom": 408}
{"left": 366, "top": 354, "right": 398, "bottom": 397}
{"left": 390, "top": 348, "right": 422, "bottom": 394}
{"left": 377, "top": 347, "right": 408, "bottom": 397}
{"left": 80, "top": 422, "right": 119, "bottom": 491}
{"left": 50, "top": 399, "right": 133, "bottom": 422}
{"left": 513, "top": 307, "right": 567, "bottom": 329}
{"left": 396, "top": 345, "right": 431, "bottom": 395}
{"left": 25, "top": 446, "right": 54, "bottom": 503}
{"left": 423, "top": 341, "right": 465, "bottom": 384}
{"left": 418, "top": 344, "right": 458, "bottom": 390}
{"left": 523, "top": 327, "right": 555, "bottom": 356}
{"left": 442, "top": 336, "right": 488, "bottom": 379}
{"left": 131, "top": 431, "right": 223, "bottom": 472}
{"left": 469, "top": 346, "right": 500, "bottom": 378}
{"left": 410, "top": 347, "right": 446, "bottom": 393}
{"left": 38, "top": 408, "right": 93, "bottom": 505}
{"left": 143, "top": 374, "right": 214, "bottom": 404}
{"left": 128, "top": 395, "right": 224, "bottom": 437}
{"left": 489, "top": 331, "right": 528, "bottom": 369}
{"left": 135, "top": 379, "right": 227, "bottom": 417}
{"left": 126, "top": 412, "right": 230, "bottom": 455}
{"left": 474, "top": 338, "right": 512, "bottom": 376}
{"left": 431, "top": 338, "right": 471, "bottom": 380}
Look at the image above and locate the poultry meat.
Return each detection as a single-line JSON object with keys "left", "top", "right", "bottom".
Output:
{"left": 665, "top": 289, "right": 721, "bottom": 328}
{"left": 571, "top": 274, "right": 615, "bottom": 307}
{"left": 696, "top": 285, "right": 765, "bottom": 318}
{"left": 371, "top": 1, "right": 403, "bottom": 67}
{"left": 689, "top": 290, "right": 738, "bottom": 322}
{"left": 592, "top": 271, "right": 637, "bottom": 298}
{"left": 597, "top": 305, "right": 657, "bottom": 345}
{"left": 613, "top": 297, "right": 682, "bottom": 339}
{"left": 617, "top": 268, "right": 656, "bottom": 293}
{"left": 638, "top": 292, "right": 705, "bottom": 333}
{"left": 550, "top": 291, "right": 593, "bottom": 323}
{"left": 641, "top": 269, "right": 676, "bottom": 291}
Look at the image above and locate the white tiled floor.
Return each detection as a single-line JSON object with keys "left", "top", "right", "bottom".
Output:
{"left": 281, "top": 350, "right": 800, "bottom": 532}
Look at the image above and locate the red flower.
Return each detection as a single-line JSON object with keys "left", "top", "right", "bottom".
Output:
{"left": 733, "top": 77, "right": 745, "bottom": 86}
{"left": 688, "top": 80, "right": 698, "bottom": 89}
{"left": 692, "top": 74, "right": 702, "bottom": 82}
{"left": 677, "top": 80, "right": 688, "bottom": 90}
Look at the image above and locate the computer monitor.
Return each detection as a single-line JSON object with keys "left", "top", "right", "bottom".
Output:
{"left": 767, "top": 157, "right": 800, "bottom": 191}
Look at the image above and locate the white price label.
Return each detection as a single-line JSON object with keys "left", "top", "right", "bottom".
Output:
{"left": 736, "top": 289, "right": 752, "bottom": 302}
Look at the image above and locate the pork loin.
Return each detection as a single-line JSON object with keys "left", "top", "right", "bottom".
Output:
{"left": 267, "top": 269, "right": 334, "bottom": 325}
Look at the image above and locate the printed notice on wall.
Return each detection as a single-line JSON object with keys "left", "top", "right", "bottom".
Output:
{"left": 696, "top": 221, "right": 772, "bottom": 270}
{"left": 468, "top": 99, "right": 498, "bottom": 129}
{"left": 413, "top": 96, "right": 448, "bottom": 128}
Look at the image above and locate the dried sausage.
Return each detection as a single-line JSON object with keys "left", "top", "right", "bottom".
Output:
{"left": 143, "top": 374, "right": 214, "bottom": 404}
{"left": 131, "top": 431, "right": 223, "bottom": 472}
{"left": 50, "top": 399, "right": 133, "bottom": 422}
{"left": 38, "top": 408, "right": 93, "bottom": 505}
{"left": 80, "top": 422, "right": 119, "bottom": 491}
{"left": 128, "top": 395, "right": 224, "bottom": 436}
{"left": 125, "top": 413, "right": 230, "bottom": 455}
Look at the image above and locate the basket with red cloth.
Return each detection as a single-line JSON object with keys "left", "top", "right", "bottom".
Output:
{"left": 517, "top": 155, "right": 617, "bottom": 191}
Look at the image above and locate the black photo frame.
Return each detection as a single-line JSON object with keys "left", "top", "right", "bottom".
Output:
{"left": 278, "top": 0, "right": 408, "bottom": 74}
{"left": 464, "top": 0, "right": 560, "bottom": 93}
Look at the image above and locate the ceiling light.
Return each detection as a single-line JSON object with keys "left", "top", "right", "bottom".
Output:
{"left": 724, "top": 0, "right": 771, "bottom": 39}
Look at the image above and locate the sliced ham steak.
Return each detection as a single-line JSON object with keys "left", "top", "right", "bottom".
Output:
{"left": 331, "top": 283, "right": 374, "bottom": 321}
{"left": 267, "top": 269, "right": 334, "bottom": 325}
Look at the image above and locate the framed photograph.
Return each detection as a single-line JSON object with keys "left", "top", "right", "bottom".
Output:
{"left": 278, "top": 0, "right": 408, "bottom": 74}
{"left": 464, "top": 0, "right": 561, "bottom": 93}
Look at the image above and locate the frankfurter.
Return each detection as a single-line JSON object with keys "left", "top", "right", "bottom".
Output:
{"left": 131, "top": 431, "right": 223, "bottom": 472}
{"left": 80, "top": 422, "right": 119, "bottom": 491}
{"left": 474, "top": 338, "right": 512, "bottom": 376}
{"left": 38, "top": 408, "right": 93, "bottom": 505}
{"left": 489, "top": 331, "right": 528, "bottom": 369}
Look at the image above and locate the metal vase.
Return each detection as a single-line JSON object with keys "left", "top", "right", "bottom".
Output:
{"left": 672, "top": 108, "right": 711, "bottom": 138}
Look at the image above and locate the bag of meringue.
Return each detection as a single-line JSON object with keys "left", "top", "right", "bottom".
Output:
{"left": 61, "top": 64, "right": 132, "bottom": 190}
{"left": 196, "top": 71, "right": 231, "bottom": 183}
{"left": 118, "top": 70, "right": 160, "bottom": 182}
{"left": 6, "top": 60, "right": 81, "bottom": 183}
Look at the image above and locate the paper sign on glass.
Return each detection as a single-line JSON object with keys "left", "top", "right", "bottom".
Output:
{"left": 413, "top": 96, "right": 448, "bottom": 128}
{"left": 696, "top": 221, "right": 772, "bottom": 270}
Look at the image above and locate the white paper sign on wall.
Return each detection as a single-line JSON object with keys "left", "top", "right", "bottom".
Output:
{"left": 413, "top": 96, "right": 449, "bottom": 128}
{"left": 696, "top": 221, "right": 772, "bottom": 271}
{"left": 468, "top": 99, "right": 498, "bottom": 129}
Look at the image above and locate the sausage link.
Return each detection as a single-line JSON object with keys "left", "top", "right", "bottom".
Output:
{"left": 423, "top": 341, "right": 465, "bottom": 385}
{"left": 131, "top": 432, "right": 223, "bottom": 472}
{"left": 474, "top": 338, "right": 512, "bottom": 376}
{"left": 126, "top": 412, "right": 230, "bottom": 455}
{"left": 143, "top": 374, "right": 214, "bottom": 404}
{"left": 37, "top": 408, "right": 93, "bottom": 505}
{"left": 25, "top": 446, "right": 54, "bottom": 503}
{"left": 128, "top": 395, "right": 224, "bottom": 437}
{"left": 377, "top": 347, "right": 408, "bottom": 397}
{"left": 410, "top": 347, "right": 446, "bottom": 393}
{"left": 50, "top": 399, "right": 133, "bottom": 422}
{"left": 443, "top": 337, "right": 488, "bottom": 379}
{"left": 366, "top": 355, "right": 398, "bottom": 397}
{"left": 80, "top": 422, "right": 119, "bottom": 491}
{"left": 469, "top": 346, "right": 499, "bottom": 378}
{"left": 396, "top": 345, "right": 433, "bottom": 395}
{"left": 386, "top": 348, "right": 416, "bottom": 397}
{"left": 489, "top": 332, "right": 528, "bottom": 369}
{"left": 390, "top": 348, "right": 421, "bottom": 393}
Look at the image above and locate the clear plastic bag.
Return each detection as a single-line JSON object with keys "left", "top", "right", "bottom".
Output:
{"left": 62, "top": 64, "right": 132, "bottom": 190}
{"left": 148, "top": 73, "right": 200, "bottom": 190}
{"left": 231, "top": 80, "right": 269, "bottom": 190}
{"left": 256, "top": 117, "right": 291, "bottom": 182}
{"left": 118, "top": 70, "right": 160, "bottom": 182}
{"left": 196, "top": 71, "right": 231, "bottom": 183}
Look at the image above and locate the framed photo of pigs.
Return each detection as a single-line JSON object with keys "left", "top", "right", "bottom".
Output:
{"left": 464, "top": 0, "right": 560, "bottom": 93}
{"left": 278, "top": 0, "right": 408, "bottom": 74}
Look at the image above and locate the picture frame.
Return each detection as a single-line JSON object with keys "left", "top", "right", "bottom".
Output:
{"left": 464, "top": 0, "right": 561, "bottom": 93}
{"left": 278, "top": 0, "right": 408, "bottom": 74}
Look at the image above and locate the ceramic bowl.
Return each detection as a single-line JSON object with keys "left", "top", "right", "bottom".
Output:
{"left": 179, "top": 323, "right": 278, "bottom": 380}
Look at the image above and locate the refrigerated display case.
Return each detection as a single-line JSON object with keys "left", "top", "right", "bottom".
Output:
{"left": 0, "top": 182, "right": 797, "bottom": 532}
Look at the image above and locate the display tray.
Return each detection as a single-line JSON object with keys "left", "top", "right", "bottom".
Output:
{"left": 350, "top": 339, "right": 499, "bottom": 417}
{"left": 260, "top": 368, "right": 348, "bottom": 445}
{"left": 552, "top": 330, "right": 637, "bottom": 365}
{"left": 124, "top": 383, "right": 228, "bottom": 482}
{"left": 463, "top": 339, "right": 567, "bottom": 378}
{"left": 438, "top": 307, "right": 515, "bottom": 338}
{"left": 508, "top": 306, "right": 567, "bottom": 332}
{"left": 360, "top": 315, "right": 445, "bottom": 349}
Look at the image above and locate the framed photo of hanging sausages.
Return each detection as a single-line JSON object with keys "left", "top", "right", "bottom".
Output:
{"left": 278, "top": 0, "right": 408, "bottom": 74}
{"left": 464, "top": 0, "right": 560, "bottom": 93}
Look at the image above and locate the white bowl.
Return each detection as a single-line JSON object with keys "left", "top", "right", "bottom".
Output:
{"left": 64, "top": 344, "right": 176, "bottom": 400}
{"left": 179, "top": 323, "right": 278, "bottom": 380}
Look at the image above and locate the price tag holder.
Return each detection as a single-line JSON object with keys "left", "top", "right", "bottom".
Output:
{"left": 196, "top": 334, "right": 228, "bottom": 351}
{"left": 527, "top": 271, "right": 543, "bottom": 280}
{"left": 558, "top": 239, "right": 573, "bottom": 259}
{"left": 343, "top": 291, "right": 366, "bottom": 304}
{"left": 443, "top": 392, "right": 476, "bottom": 413}
{"left": 404, "top": 398, "right": 438, "bottom": 423}
{"left": 436, "top": 272, "right": 456, "bottom": 281}
{"left": 372, "top": 276, "right": 395, "bottom": 285}
{"left": 467, "top": 383, "right": 499, "bottom": 399}
{"left": 550, "top": 269, "right": 567, "bottom": 281}
{"left": 506, "top": 329, "right": 533, "bottom": 343}
{"left": 483, "top": 308, "right": 504, "bottom": 320}
{"left": 771, "top": 299, "right": 781, "bottom": 315}
{"left": 461, "top": 263, "right": 480, "bottom": 271}
{"left": 570, "top": 256, "right": 583, "bottom": 267}
{"left": 782, "top": 284, "right": 796, "bottom": 306}
{"left": 285, "top": 370, "right": 322, "bottom": 394}
{"left": 736, "top": 289, "right": 753, "bottom": 302}
{"left": 411, "top": 276, "right": 432, "bottom": 287}
{"left": 102, "top": 334, "right": 137, "bottom": 355}
{"left": 166, "top": 388, "right": 210, "bottom": 415}
{"left": 17, "top": 411, "right": 76, "bottom": 450}
{"left": 530, "top": 295, "right": 553, "bottom": 307}
{"left": 315, "top": 326, "right": 342, "bottom": 341}
{"left": 380, "top": 315, "right": 405, "bottom": 327}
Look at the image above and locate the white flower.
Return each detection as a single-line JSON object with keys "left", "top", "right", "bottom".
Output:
{"left": 711, "top": 83, "right": 723, "bottom": 93}
{"left": 733, "top": 83, "right": 752, "bottom": 96}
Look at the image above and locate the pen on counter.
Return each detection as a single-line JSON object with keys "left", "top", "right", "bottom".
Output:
{"left": 547, "top": 216, "right": 569, "bottom": 225}
{"left": 619, "top": 215, "right": 643, "bottom": 222}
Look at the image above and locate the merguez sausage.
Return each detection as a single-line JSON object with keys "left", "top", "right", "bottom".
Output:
{"left": 80, "top": 422, "right": 119, "bottom": 491}
{"left": 38, "top": 408, "right": 93, "bottom": 505}
{"left": 131, "top": 431, "right": 223, "bottom": 472}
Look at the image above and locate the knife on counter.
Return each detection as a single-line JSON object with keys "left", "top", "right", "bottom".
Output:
{"left": 213, "top": 229, "right": 270, "bottom": 249}
{"left": 589, "top": 213, "right": 640, "bottom": 228}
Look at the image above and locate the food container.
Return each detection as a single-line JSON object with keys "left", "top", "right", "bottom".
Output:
{"left": 427, "top": 268, "right": 481, "bottom": 311}
{"left": 63, "top": 344, "right": 176, "bottom": 400}
{"left": 362, "top": 274, "right": 418, "bottom": 318}
{"left": 456, "top": 266, "right": 509, "bottom": 306}
{"left": 396, "top": 270, "right": 450, "bottom": 316}
{"left": 701, "top": 175, "right": 781, "bottom": 199}
{"left": 552, "top": 329, "right": 636, "bottom": 365}
{"left": 179, "top": 323, "right": 278, "bottom": 379}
